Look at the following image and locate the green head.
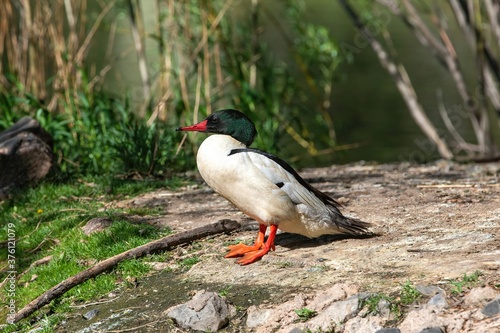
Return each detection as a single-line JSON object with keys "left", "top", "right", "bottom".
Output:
{"left": 176, "top": 109, "right": 257, "bottom": 146}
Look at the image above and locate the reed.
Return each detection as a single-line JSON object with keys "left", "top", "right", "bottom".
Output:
{"left": 1, "top": 0, "right": 344, "bottom": 176}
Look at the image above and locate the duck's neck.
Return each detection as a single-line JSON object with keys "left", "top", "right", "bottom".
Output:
{"left": 225, "top": 121, "right": 256, "bottom": 147}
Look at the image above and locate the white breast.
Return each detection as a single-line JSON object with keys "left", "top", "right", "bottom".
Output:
{"left": 196, "top": 135, "right": 347, "bottom": 238}
{"left": 196, "top": 135, "right": 299, "bottom": 226}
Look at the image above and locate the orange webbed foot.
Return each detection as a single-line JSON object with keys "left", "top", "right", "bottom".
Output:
{"left": 226, "top": 224, "right": 279, "bottom": 265}
{"left": 236, "top": 248, "right": 271, "bottom": 265}
{"left": 225, "top": 243, "right": 262, "bottom": 258}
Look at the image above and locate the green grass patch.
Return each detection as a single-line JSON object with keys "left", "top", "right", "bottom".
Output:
{"left": 0, "top": 176, "right": 179, "bottom": 328}
{"left": 294, "top": 307, "right": 317, "bottom": 322}
{"left": 399, "top": 280, "right": 422, "bottom": 305}
{"left": 179, "top": 256, "right": 201, "bottom": 270}
{"left": 448, "top": 271, "right": 483, "bottom": 295}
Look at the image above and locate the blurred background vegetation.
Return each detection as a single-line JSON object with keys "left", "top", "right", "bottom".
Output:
{"left": 1, "top": 0, "right": 500, "bottom": 179}
{"left": 1, "top": 1, "right": 500, "bottom": 328}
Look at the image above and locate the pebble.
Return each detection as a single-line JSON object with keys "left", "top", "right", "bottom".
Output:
{"left": 166, "top": 290, "right": 234, "bottom": 332}
{"left": 481, "top": 296, "right": 500, "bottom": 317}
{"left": 416, "top": 285, "right": 444, "bottom": 296}
{"left": 427, "top": 293, "right": 448, "bottom": 308}
{"left": 82, "top": 309, "right": 99, "bottom": 320}
{"left": 375, "top": 328, "right": 400, "bottom": 333}
{"left": 419, "top": 327, "right": 444, "bottom": 333}
{"left": 163, "top": 282, "right": 500, "bottom": 333}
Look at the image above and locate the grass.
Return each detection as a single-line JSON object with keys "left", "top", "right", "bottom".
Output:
{"left": 360, "top": 280, "right": 423, "bottom": 322}
{"left": 399, "top": 280, "right": 422, "bottom": 305}
{"left": 218, "top": 285, "right": 233, "bottom": 297}
{"left": 294, "top": 307, "right": 318, "bottom": 322}
{"left": 448, "top": 271, "right": 483, "bottom": 295}
{"left": 179, "top": 256, "right": 201, "bottom": 270}
{"left": 0, "top": 176, "right": 184, "bottom": 330}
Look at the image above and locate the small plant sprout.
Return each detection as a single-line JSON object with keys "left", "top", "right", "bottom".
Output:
{"left": 399, "top": 280, "right": 422, "bottom": 305}
{"left": 294, "top": 308, "right": 318, "bottom": 322}
{"left": 218, "top": 285, "right": 233, "bottom": 297}
{"left": 179, "top": 256, "right": 201, "bottom": 270}
{"left": 448, "top": 271, "right": 483, "bottom": 295}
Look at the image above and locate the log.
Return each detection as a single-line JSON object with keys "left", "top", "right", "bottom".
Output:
{"left": 0, "top": 117, "right": 53, "bottom": 199}
{"left": 13, "top": 219, "right": 241, "bottom": 323}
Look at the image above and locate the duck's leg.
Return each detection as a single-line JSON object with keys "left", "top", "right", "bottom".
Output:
{"left": 225, "top": 224, "right": 267, "bottom": 258}
{"left": 237, "top": 224, "right": 278, "bottom": 265}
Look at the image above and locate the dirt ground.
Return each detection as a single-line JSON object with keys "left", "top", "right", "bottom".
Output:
{"left": 59, "top": 161, "right": 500, "bottom": 332}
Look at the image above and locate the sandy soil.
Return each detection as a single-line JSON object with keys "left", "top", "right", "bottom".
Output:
{"left": 60, "top": 161, "right": 500, "bottom": 332}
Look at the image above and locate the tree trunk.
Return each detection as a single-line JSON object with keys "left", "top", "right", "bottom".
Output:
{"left": 0, "top": 117, "right": 53, "bottom": 199}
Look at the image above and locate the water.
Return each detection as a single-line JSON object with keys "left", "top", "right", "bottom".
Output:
{"left": 89, "top": 1, "right": 471, "bottom": 166}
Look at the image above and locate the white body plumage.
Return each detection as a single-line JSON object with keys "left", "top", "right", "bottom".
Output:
{"left": 196, "top": 134, "right": 355, "bottom": 238}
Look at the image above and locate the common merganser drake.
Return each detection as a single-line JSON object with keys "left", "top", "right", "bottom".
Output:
{"left": 177, "top": 109, "right": 371, "bottom": 265}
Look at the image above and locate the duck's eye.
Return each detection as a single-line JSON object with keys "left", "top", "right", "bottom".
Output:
{"left": 212, "top": 117, "right": 219, "bottom": 123}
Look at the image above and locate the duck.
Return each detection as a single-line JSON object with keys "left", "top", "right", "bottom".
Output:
{"left": 176, "top": 109, "right": 371, "bottom": 265}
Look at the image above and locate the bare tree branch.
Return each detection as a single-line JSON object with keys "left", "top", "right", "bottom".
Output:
{"left": 338, "top": 0, "right": 453, "bottom": 159}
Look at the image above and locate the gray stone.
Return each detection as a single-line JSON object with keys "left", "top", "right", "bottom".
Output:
{"left": 464, "top": 286, "right": 498, "bottom": 307}
{"left": 398, "top": 306, "right": 445, "bottom": 333}
{"left": 419, "top": 327, "right": 444, "bottom": 333}
{"left": 306, "top": 283, "right": 359, "bottom": 311}
{"left": 377, "top": 298, "right": 392, "bottom": 317}
{"left": 246, "top": 306, "right": 272, "bottom": 328}
{"left": 82, "top": 217, "right": 112, "bottom": 235}
{"left": 375, "top": 328, "right": 401, "bottom": 333}
{"left": 427, "top": 293, "right": 448, "bottom": 308}
{"left": 343, "top": 316, "right": 385, "bottom": 333}
{"left": 82, "top": 309, "right": 99, "bottom": 320}
{"left": 303, "top": 293, "right": 361, "bottom": 332}
{"left": 166, "top": 290, "right": 234, "bottom": 332}
{"left": 415, "top": 285, "right": 444, "bottom": 297}
{"left": 481, "top": 297, "right": 500, "bottom": 317}
{"left": 287, "top": 328, "right": 306, "bottom": 333}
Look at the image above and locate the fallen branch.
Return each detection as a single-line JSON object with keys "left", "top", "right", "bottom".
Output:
{"left": 13, "top": 219, "right": 241, "bottom": 323}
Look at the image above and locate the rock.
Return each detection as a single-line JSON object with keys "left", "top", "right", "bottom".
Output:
{"left": 415, "top": 285, "right": 445, "bottom": 297}
{"left": 0, "top": 117, "right": 53, "bottom": 199}
{"left": 375, "top": 328, "right": 401, "bottom": 333}
{"left": 377, "top": 298, "right": 393, "bottom": 318}
{"left": 398, "top": 306, "right": 445, "bottom": 333}
{"left": 82, "top": 309, "right": 99, "bottom": 320}
{"left": 343, "top": 315, "right": 385, "bottom": 333}
{"left": 246, "top": 306, "right": 272, "bottom": 328}
{"left": 427, "top": 293, "right": 448, "bottom": 308}
{"left": 246, "top": 294, "right": 307, "bottom": 333}
{"left": 419, "top": 327, "right": 443, "bottom": 333}
{"left": 286, "top": 328, "right": 306, "bottom": 333}
{"left": 166, "top": 290, "right": 234, "bottom": 331}
{"left": 481, "top": 296, "right": 500, "bottom": 317}
{"left": 300, "top": 293, "right": 362, "bottom": 332}
{"left": 463, "top": 286, "right": 498, "bottom": 307}
{"left": 307, "top": 283, "right": 359, "bottom": 311}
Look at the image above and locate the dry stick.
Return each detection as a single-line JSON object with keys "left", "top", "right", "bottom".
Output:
{"left": 13, "top": 219, "right": 241, "bottom": 323}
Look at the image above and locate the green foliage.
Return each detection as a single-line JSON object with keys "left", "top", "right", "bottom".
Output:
{"left": 361, "top": 282, "right": 423, "bottom": 322}
{"left": 154, "top": 0, "right": 343, "bottom": 164}
{"left": 0, "top": 83, "right": 193, "bottom": 179}
{"left": 362, "top": 293, "right": 389, "bottom": 315}
{"left": 448, "top": 271, "right": 483, "bottom": 295}
{"left": 0, "top": 176, "right": 175, "bottom": 322}
{"left": 218, "top": 285, "right": 233, "bottom": 297}
{"left": 399, "top": 280, "right": 422, "bottom": 305}
{"left": 294, "top": 307, "right": 317, "bottom": 322}
{"left": 117, "top": 259, "right": 152, "bottom": 278}
{"left": 179, "top": 256, "right": 201, "bottom": 270}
